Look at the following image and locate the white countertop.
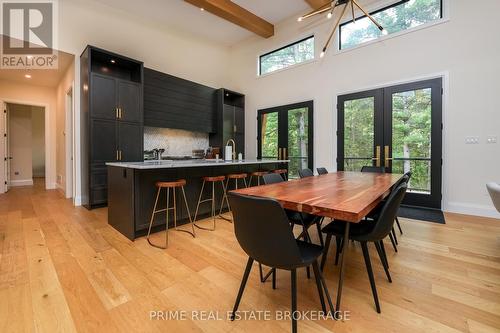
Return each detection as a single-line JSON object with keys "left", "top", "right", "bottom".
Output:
{"left": 106, "top": 159, "right": 289, "bottom": 169}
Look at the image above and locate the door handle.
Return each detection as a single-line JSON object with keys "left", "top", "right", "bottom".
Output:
{"left": 384, "top": 145, "right": 392, "bottom": 168}
{"left": 372, "top": 146, "right": 381, "bottom": 167}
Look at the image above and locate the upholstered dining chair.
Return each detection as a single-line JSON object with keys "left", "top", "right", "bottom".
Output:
{"left": 487, "top": 183, "right": 500, "bottom": 212}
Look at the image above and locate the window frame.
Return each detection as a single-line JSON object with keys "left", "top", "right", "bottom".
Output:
{"left": 258, "top": 35, "right": 315, "bottom": 76}
{"left": 338, "top": 0, "right": 444, "bottom": 50}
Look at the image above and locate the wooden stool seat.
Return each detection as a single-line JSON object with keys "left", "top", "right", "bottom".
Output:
{"left": 250, "top": 171, "right": 268, "bottom": 177}
{"left": 227, "top": 173, "right": 248, "bottom": 179}
{"left": 156, "top": 179, "right": 186, "bottom": 188}
{"left": 203, "top": 175, "right": 225, "bottom": 182}
{"left": 273, "top": 169, "right": 288, "bottom": 174}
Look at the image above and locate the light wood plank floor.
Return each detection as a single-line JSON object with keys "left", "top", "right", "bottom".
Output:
{"left": 1, "top": 180, "right": 500, "bottom": 332}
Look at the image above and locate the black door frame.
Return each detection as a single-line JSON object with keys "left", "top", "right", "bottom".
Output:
{"left": 337, "top": 78, "right": 443, "bottom": 209}
{"left": 257, "top": 101, "right": 314, "bottom": 171}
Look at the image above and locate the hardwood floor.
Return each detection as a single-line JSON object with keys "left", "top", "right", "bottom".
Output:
{"left": 1, "top": 181, "right": 499, "bottom": 332}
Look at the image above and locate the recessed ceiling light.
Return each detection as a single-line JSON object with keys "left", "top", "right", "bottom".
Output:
{"left": 110, "top": 59, "right": 116, "bottom": 64}
{"left": 25, "top": 74, "right": 32, "bottom": 79}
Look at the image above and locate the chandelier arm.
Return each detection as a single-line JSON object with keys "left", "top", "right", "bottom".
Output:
{"left": 351, "top": 0, "right": 356, "bottom": 22}
{"left": 321, "top": 2, "right": 349, "bottom": 54}
{"left": 351, "top": 0, "right": 384, "bottom": 30}
{"left": 299, "top": 2, "right": 334, "bottom": 21}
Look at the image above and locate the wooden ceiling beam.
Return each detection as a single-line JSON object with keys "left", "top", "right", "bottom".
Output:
{"left": 305, "top": 0, "right": 331, "bottom": 9}
{"left": 184, "top": 0, "right": 274, "bottom": 38}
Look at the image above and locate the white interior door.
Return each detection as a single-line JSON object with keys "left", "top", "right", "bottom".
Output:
{"left": 1, "top": 102, "right": 10, "bottom": 193}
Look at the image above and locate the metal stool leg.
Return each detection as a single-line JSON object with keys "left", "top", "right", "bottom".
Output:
{"left": 194, "top": 180, "right": 217, "bottom": 231}
{"left": 219, "top": 178, "right": 233, "bottom": 222}
{"left": 174, "top": 186, "right": 196, "bottom": 237}
{"left": 147, "top": 187, "right": 164, "bottom": 248}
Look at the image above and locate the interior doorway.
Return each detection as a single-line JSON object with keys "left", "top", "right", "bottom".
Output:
{"left": 4, "top": 103, "right": 46, "bottom": 189}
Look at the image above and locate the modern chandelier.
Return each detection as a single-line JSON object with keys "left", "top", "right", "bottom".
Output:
{"left": 298, "top": 0, "right": 388, "bottom": 57}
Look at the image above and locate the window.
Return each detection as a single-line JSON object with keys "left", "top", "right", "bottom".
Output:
{"left": 340, "top": 0, "right": 443, "bottom": 50}
{"left": 259, "top": 36, "right": 314, "bottom": 75}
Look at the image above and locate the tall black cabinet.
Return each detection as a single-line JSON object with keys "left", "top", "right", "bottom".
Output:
{"left": 209, "top": 89, "right": 245, "bottom": 159}
{"left": 81, "top": 46, "right": 144, "bottom": 209}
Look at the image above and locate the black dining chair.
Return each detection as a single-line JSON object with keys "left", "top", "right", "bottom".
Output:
{"left": 228, "top": 193, "right": 335, "bottom": 333}
{"left": 360, "top": 165, "right": 386, "bottom": 173}
{"left": 298, "top": 168, "right": 314, "bottom": 178}
{"left": 361, "top": 166, "right": 398, "bottom": 251}
{"left": 317, "top": 167, "right": 328, "bottom": 175}
{"left": 262, "top": 173, "right": 286, "bottom": 185}
{"left": 320, "top": 183, "right": 407, "bottom": 313}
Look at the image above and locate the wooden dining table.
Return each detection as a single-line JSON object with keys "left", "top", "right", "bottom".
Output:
{"left": 232, "top": 171, "right": 403, "bottom": 311}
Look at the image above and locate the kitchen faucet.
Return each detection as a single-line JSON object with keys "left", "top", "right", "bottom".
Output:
{"left": 225, "top": 139, "right": 236, "bottom": 160}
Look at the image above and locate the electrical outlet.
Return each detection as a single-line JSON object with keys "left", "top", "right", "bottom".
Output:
{"left": 465, "top": 136, "right": 480, "bottom": 144}
{"left": 486, "top": 136, "right": 497, "bottom": 144}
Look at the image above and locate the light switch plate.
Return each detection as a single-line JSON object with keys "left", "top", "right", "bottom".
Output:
{"left": 486, "top": 136, "right": 497, "bottom": 144}
{"left": 465, "top": 136, "right": 480, "bottom": 144}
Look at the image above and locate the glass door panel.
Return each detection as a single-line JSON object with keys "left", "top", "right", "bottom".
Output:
{"left": 287, "top": 107, "right": 310, "bottom": 178}
{"left": 390, "top": 88, "right": 432, "bottom": 194}
{"left": 260, "top": 111, "right": 279, "bottom": 160}
{"left": 343, "top": 97, "right": 375, "bottom": 171}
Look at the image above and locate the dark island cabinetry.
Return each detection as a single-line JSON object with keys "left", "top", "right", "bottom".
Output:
{"left": 81, "top": 46, "right": 144, "bottom": 209}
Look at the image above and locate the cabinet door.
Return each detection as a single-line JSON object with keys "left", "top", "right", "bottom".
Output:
{"left": 118, "top": 122, "right": 143, "bottom": 162}
{"left": 118, "top": 80, "right": 142, "bottom": 123}
{"left": 91, "top": 74, "right": 117, "bottom": 120}
{"left": 90, "top": 119, "right": 117, "bottom": 163}
{"left": 234, "top": 106, "right": 244, "bottom": 134}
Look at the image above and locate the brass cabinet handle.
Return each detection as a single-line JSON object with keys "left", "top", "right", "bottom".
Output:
{"left": 283, "top": 148, "right": 287, "bottom": 160}
{"left": 115, "top": 107, "right": 119, "bottom": 119}
{"left": 384, "top": 145, "right": 392, "bottom": 168}
{"left": 119, "top": 150, "right": 122, "bottom": 161}
{"left": 116, "top": 150, "right": 119, "bottom": 160}
{"left": 119, "top": 107, "right": 123, "bottom": 119}
{"left": 278, "top": 148, "right": 282, "bottom": 160}
{"left": 372, "top": 146, "right": 381, "bottom": 167}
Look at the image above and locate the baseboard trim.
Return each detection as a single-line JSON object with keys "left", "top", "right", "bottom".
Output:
{"left": 445, "top": 201, "right": 500, "bottom": 219}
{"left": 10, "top": 179, "right": 34, "bottom": 187}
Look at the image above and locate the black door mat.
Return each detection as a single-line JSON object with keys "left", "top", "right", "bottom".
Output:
{"left": 398, "top": 206, "right": 446, "bottom": 224}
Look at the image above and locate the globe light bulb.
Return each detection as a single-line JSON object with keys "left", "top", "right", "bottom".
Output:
{"left": 327, "top": 12, "right": 333, "bottom": 19}
{"left": 297, "top": 17, "right": 303, "bottom": 22}
{"left": 382, "top": 28, "right": 389, "bottom": 36}
{"left": 320, "top": 51, "right": 325, "bottom": 58}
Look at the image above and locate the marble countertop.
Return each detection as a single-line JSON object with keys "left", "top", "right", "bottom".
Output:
{"left": 106, "top": 159, "right": 289, "bottom": 169}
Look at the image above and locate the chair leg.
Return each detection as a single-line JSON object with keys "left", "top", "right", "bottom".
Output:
{"left": 360, "top": 242, "right": 381, "bottom": 313}
{"left": 312, "top": 259, "right": 326, "bottom": 313}
{"left": 316, "top": 219, "right": 324, "bottom": 247}
{"left": 313, "top": 260, "right": 335, "bottom": 314}
{"left": 291, "top": 269, "right": 297, "bottom": 333}
{"left": 379, "top": 240, "right": 389, "bottom": 269}
{"left": 396, "top": 217, "right": 403, "bottom": 235}
{"left": 258, "top": 263, "right": 275, "bottom": 284}
{"left": 320, "top": 233, "right": 332, "bottom": 271}
{"left": 303, "top": 232, "right": 311, "bottom": 279}
{"left": 392, "top": 227, "right": 398, "bottom": 245}
{"left": 231, "top": 257, "right": 254, "bottom": 320}
{"left": 388, "top": 233, "right": 398, "bottom": 252}
{"left": 334, "top": 236, "right": 342, "bottom": 266}
{"left": 374, "top": 241, "right": 392, "bottom": 283}
{"left": 272, "top": 268, "right": 276, "bottom": 290}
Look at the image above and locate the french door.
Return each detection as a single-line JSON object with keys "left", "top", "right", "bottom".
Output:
{"left": 258, "top": 101, "right": 314, "bottom": 179}
{"left": 338, "top": 78, "right": 443, "bottom": 209}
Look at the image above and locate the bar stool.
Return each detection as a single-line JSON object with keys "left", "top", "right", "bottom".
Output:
{"left": 193, "top": 176, "right": 228, "bottom": 231}
{"left": 146, "top": 179, "right": 196, "bottom": 249}
{"left": 219, "top": 173, "right": 248, "bottom": 222}
{"left": 248, "top": 171, "right": 268, "bottom": 186}
{"left": 273, "top": 169, "right": 288, "bottom": 181}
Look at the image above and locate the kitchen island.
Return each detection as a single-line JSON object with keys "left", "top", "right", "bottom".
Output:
{"left": 106, "top": 159, "right": 288, "bottom": 240}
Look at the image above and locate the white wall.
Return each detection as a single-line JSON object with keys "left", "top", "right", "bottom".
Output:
{"left": 53, "top": 0, "right": 232, "bottom": 205}
{"left": 228, "top": 0, "right": 500, "bottom": 218}
{"left": 9, "top": 104, "right": 34, "bottom": 185}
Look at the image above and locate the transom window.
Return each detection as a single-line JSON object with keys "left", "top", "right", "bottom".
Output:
{"left": 340, "top": 0, "right": 443, "bottom": 50}
{"left": 259, "top": 36, "right": 314, "bottom": 76}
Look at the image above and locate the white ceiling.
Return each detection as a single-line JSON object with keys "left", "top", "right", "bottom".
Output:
{"left": 94, "top": 0, "right": 310, "bottom": 46}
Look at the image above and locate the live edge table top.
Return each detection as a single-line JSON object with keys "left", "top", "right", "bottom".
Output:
{"left": 232, "top": 172, "right": 403, "bottom": 223}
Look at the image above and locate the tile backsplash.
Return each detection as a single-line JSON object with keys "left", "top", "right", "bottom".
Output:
{"left": 144, "top": 126, "right": 209, "bottom": 156}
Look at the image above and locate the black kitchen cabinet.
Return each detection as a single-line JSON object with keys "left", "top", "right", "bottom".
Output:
{"left": 81, "top": 45, "right": 144, "bottom": 209}
{"left": 210, "top": 89, "right": 245, "bottom": 159}
{"left": 143, "top": 68, "right": 216, "bottom": 133}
